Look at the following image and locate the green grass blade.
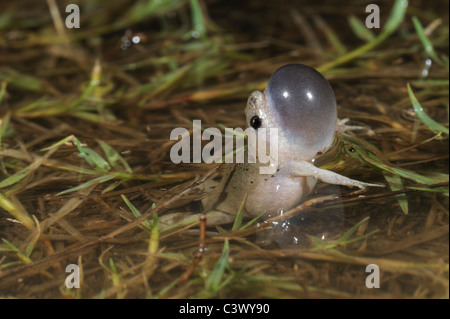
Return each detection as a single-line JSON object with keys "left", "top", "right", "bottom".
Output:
{"left": 239, "top": 212, "right": 265, "bottom": 231}
{"left": 337, "top": 216, "right": 370, "bottom": 243}
{"left": 135, "top": 65, "right": 190, "bottom": 103}
{"left": 0, "top": 166, "right": 31, "bottom": 189}
{"left": 347, "top": 141, "right": 443, "bottom": 185}
{"left": 99, "top": 141, "right": 133, "bottom": 174}
{"left": 0, "top": 192, "right": 35, "bottom": 230}
{"left": 0, "top": 82, "right": 6, "bottom": 104}
{"left": 408, "top": 186, "right": 448, "bottom": 196}
{"left": 232, "top": 193, "right": 247, "bottom": 231}
{"left": 125, "top": 0, "right": 186, "bottom": 24}
{"left": 41, "top": 135, "right": 76, "bottom": 151}
{"left": 148, "top": 213, "right": 159, "bottom": 254}
{"left": 75, "top": 138, "right": 111, "bottom": 172}
{"left": 407, "top": 83, "right": 449, "bottom": 136}
{"left": 121, "top": 194, "right": 152, "bottom": 232}
{"left": 313, "top": 15, "right": 347, "bottom": 55}
{"left": 338, "top": 229, "right": 379, "bottom": 245}
{"left": 0, "top": 67, "right": 44, "bottom": 92}
{"left": 318, "top": 0, "right": 408, "bottom": 73}
{"left": 412, "top": 16, "right": 448, "bottom": 69}
{"left": 383, "top": 173, "right": 408, "bottom": 214}
{"left": 189, "top": 0, "right": 206, "bottom": 39}
{"left": 206, "top": 239, "right": 230, "bottom": 293}
{"left": 57, "top": 174, "right": 117, "bottom": 195}
{"left": 1, "top": 238, "right": 32, "bottom": 264}
{"left": 348, "top": 15, "right": 375, "bottom": 42}
{"left": 383, "top": 0, "right": 408, "bottom": 33}
{"left": 0, "top": 111, "right": 12, "bottom": 150}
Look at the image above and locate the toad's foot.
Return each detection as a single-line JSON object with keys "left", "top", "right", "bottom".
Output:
{"left": 291, "top": 160, "right": 384, "bottom": 189}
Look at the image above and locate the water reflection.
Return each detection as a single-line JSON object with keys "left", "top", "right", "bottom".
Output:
{"left": 255, "top": 184, "right": 344, "bottom": 248}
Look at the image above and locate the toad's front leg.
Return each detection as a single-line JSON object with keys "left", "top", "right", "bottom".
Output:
{"left": 290, "top": 160, "right": 384, "bottom": 189}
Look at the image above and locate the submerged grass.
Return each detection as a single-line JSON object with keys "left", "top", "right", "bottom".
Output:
{"left": 0, "top": 0, "right": 448, "bottom": 299}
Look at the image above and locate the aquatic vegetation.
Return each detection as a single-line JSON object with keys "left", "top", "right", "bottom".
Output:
{"left": 0, "top": 0, "right": 448, "bottom": 299}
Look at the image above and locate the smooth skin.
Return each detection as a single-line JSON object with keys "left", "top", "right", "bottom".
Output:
{"left": 161, "top": 64, "right": 382, "bottom": 227}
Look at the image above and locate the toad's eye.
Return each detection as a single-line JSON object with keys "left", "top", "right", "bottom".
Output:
{"left": 249, "top": 115, "right": 262, "bottom": 129}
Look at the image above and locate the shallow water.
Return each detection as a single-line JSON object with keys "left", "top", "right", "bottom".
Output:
{"left": 0, "top": 0, "right": 448, "bottom": 299}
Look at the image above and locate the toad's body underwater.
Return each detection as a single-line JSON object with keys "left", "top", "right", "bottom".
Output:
{"left": 162, "top": 64, "right": 382, "bottom": 228}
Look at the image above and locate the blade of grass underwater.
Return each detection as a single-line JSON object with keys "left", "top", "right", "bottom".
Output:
{"left": 228, "top": 189, "right": 265, "bottom": 232}
{"left": 148, "top": 213, "right": 159, "bottom": 255}
{"left": 16, "top": 96, "right": 71, "bottom": 117}
{"left": 133, "top": 64, "right": 188, "bottom": 99}
{"left": 184, "top": 51, "right": 230, "bottom": 88}
{"left": 318, "top": 0, "right": 408, "bottom": 73}
{"left": 407, "top": 83, "right": 449, "bottom": 136}
{"left": 239, "top": 213, "right": 265, "bottom": 231}
{"left": 348, "top": 15, "right": 375, "bottom": 42}
{"left": 0, "top": 111, "right": 11, "bottom": 149}
{"left": 24, "top": 217, "right": 40, "bottom": 258}
{"left": 0, "top": 240, "right": 31, "bottom": 269}
{"left": 0, "top": 144, "right": 60, "bottom": 192}
{"left": 408, "top": 185, "right": 449, "bottom": 196}
{"left": 105, "top": 258, "right": 125, "bottom": 298}
{"left": 75, "top": 138, "right": 111, "bottom": 172}
{"left": 124, "top": 0, "right": 186, "bottom": 24}
{"left": 0, "top": 9, "right": 14, "bottom": 30}
{"left": 313, "top": 15, "right": 347, "bottom": 55}
{"left": 121, "top": 194, "right": 152, "bottom": 232}
{"left": 155, "top": 278, "right": 179, "bottom": 299}
{"left": 57, "top": 174, "right": 117, "bottom": 195}
{"left": 383, "top": 173, "right": 408, "bottom": 214}
{"left": 41, "top": 135, "right": 76, "bottom": 151}
{"left": 77, "top": 59, "right": 102, "bottom": 102}
{"left": 0, "top": 192, "right": 35, "bottom": 230}
{"left": 1, "top": 238, "right": 32, "bottom": 264}
{"left": 346, "top": 140, "right": 443, "bottom": 186}
{"left": 101, "top": 180, "right": 125, "bottom": 194}
{"left": 150, "top": 81, "right": 259, "bottom": 108}
{"left": 232, "top": 193, "right": 247, "bottom": 231}
{"left": 72, "top": 110, "right": 116, "bottom": 123}
{"left": 206, "top": 239, "right": 230, "bottom": 293}
{"left": 411, "top": 79, "right": 449, "bottom": 87}
{"left": 0, "top": 82, "right": 6, "bottom": 104}
{"left": 189, "top": 0, "right": 207, "bottom": 39}
{"left": 0, "top": 144, "right": 61, "bottom": 190}
{"left": 312, "top": 217, "right": 378, "bottom": 251}
{"left": 98, "top": 247, "right": 124, "bottom": 296}
{"left": 99, "top": 141, "right": 133, "bottom": 174}
{"left": 0, "top": 166, "right": 32, "bottom": 189}
{"left": 338, "top": 216, "right": 370, "bottom": 243}
{"left": 0, "top": 67, "right": 44, "bottom": 92}
{"left": 141, "top": 47, "right": 231, "bottom": 107}
{"left": 412, "top": 16, "right": 449, "bottom": 69}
